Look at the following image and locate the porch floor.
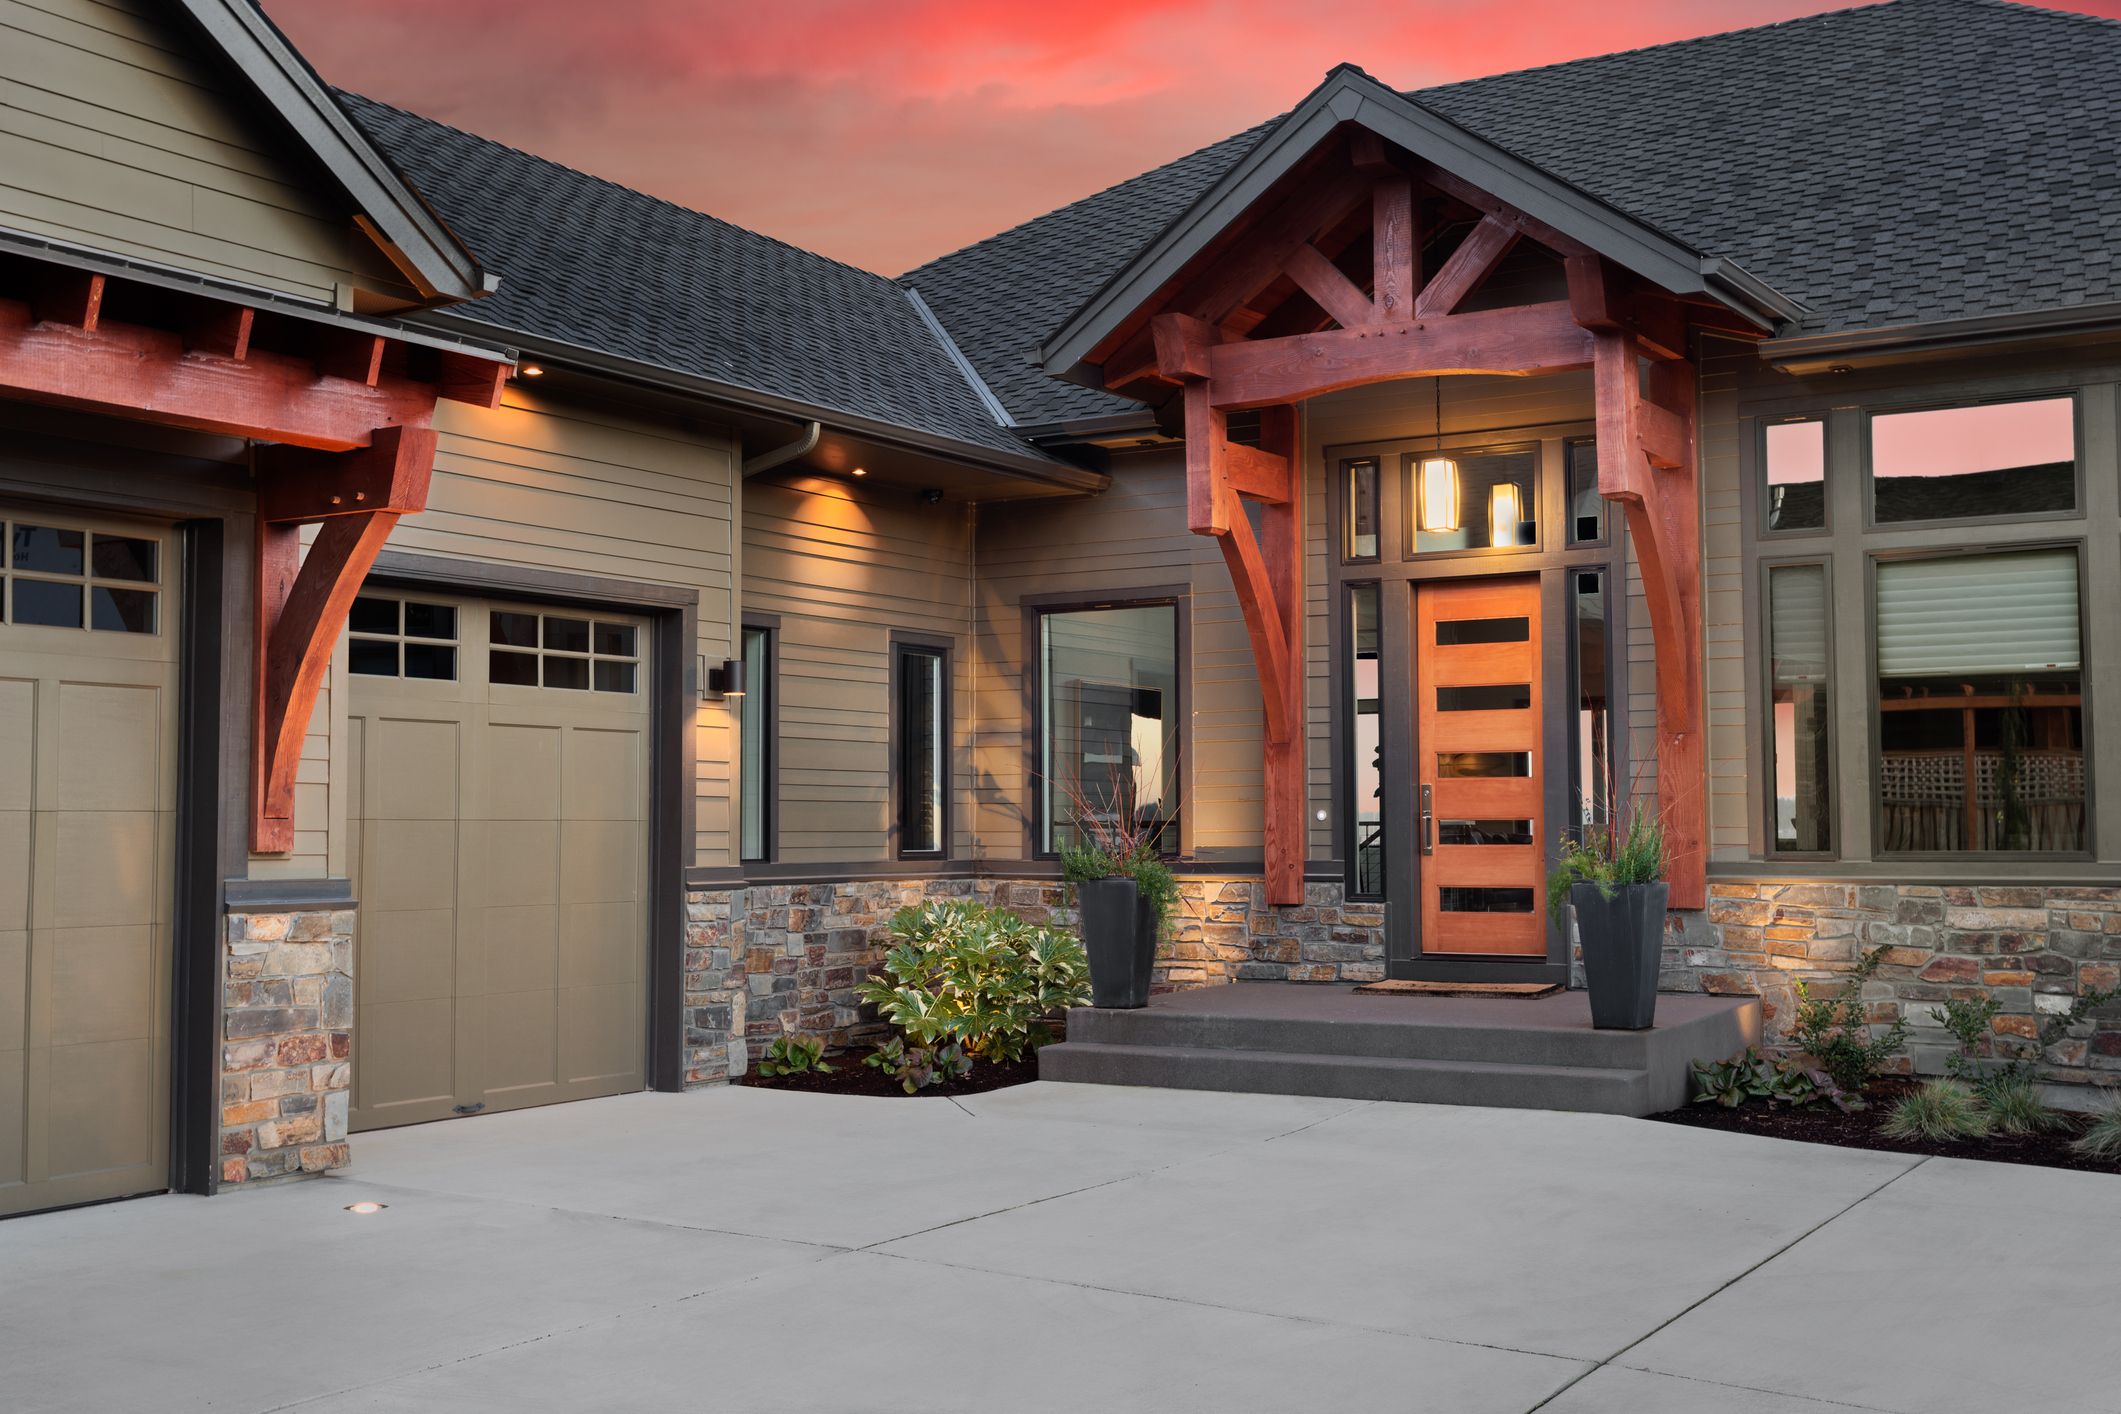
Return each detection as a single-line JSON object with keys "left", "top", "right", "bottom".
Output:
{"left": 1039, "top": 983, "right": 1759, "bottom": 1115}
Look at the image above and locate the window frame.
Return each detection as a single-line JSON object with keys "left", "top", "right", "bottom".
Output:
{"left": 1757, "top": 414, "right": 1832, "bottom": 540}
{"left": 1341, "top": 579, "right": 1384, "bottom": 900}
{"left": 1399, "top": 439, "right": 1545, "bottom": 563}
{"left": 890, "top": 632, "right": 953, "bottom": 861}
{"left": 1860, "top": 390, "right": 2085, "bottom": 534}
{"left": 1565, "top": 565, "right": 1621, "bottom": 849}
{"left": 1759, "top": 554, "right": 1838, "bottom": 860}
{"left": 1562, "top": 436, "right": 1610, "bottom": 548}
{"left": 738, "top": 615, "right": 779, "bottom": 864}
{"left": 1022, "top": 589, "right": 1188, "bottom": 862}
{"left": 1341, "top": 457, "right": 1382, "bottom": 564}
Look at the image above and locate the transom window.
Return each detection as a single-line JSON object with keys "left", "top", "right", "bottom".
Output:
{"left": 491, "top": 611, "right": 638, "bottom": 693}
{"left": 1870, "top": 397, "right": 2076, "bottom": 523}
{"left": 349, "top": 596, "right": 458, "bottom": 679}
{"left": 2, "top": 521, "right": 159, "bottom": 633}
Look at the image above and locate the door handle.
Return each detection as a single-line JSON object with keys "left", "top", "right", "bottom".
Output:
{"left": 1420, "top": 784, "right": 1433, "bottom": 855}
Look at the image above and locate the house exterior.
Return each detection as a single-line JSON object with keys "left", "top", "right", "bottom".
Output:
{"left": 4, "top": 0, "right": 2119, "bottom": 1217}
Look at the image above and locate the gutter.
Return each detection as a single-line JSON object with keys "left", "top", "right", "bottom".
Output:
{"left": 1762, "top": 300, "right": 2121, "bottom": 374}
{"left": 407, "top": 311, "right": 1108, "bottom": 495}
{"left": 742, "top": 421, "right": 820, "bottom": 478}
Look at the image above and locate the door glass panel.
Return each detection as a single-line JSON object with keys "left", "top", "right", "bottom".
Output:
{"left": 542, "top": 617, "right": 590, "bottom": 653}
{"left": 90, "top": 536, "right": 157, "bottom": 581}
{"left": 1871, "top": 398, "right": 2075, "bottom": 522}
{"left": 12, "top": 526, "right": 83, "bottom": 574}
{"left": 404, "top": 603, "right": 456, "bottom": 639}
{"left": 1436, "top": 617, "right": 1528, "bottom": 645}
{"left": 1573, "top": 571, "right": 1609, "bottom": 835}
{"left": 12, "top": 580, "right": 81, "bottom": 627}
{"left": 1438, "top": 887, "right": 1536, "bottom": 912}
{"left": 351, "top": 640, "right": 399, "bottom": 676}
{"left": 490, "top": 650, "right": 539, "bottom": 686}
{"left": 1437, "top": 684, "right": 1529, "bottom": 712}
{"left": 543, "top": 656, "right": 588, "bottom": 690}
{"left": 90, "top": 587, "right": 155, "bottom": 633}
{"left": 350, "top": 597, "right": 399, "bottom": 635}
{"left": 1765, "top": 420, "right": 1826, "bottom": 531}
{"left": 592, "top": 661, "right": 634, "bottom": 693}
{"left": 1349, "top": 586, "right": 1382, "bottom": 896}
{"left": 1436, "top": 751, "right": 1531, "bottom": 777}
{"left": 404, "top": 644, "right": 455, "bottom": 680}
{"left": 1439, "top": 820, "right": 1533, "bottom": 845}
{"left": 491, "top": 611, "right": 539, "bottom": 648}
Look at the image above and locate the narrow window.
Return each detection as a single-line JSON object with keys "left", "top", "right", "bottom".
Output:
{"left": 1764, "top": 419, "right": 1826, "bottom": 532}
{"left": 1876, "top": 549, "right": 2083, "bottom": 852}
{"left": 1571, "top": 571, "right": 1609, "bottom": 835}
{"left": 1348, "top": 585, "right": 1382, "bottom": 896}
{"left": 739, "top": 626, "right": 771, "bottom": 862}
{"left": 1564, "top": 439, "right": 1604, "bottom": 544}
{"left": 1040, "top": 604, "right": 1178, "bottom": 855}
{"left": 1871, "top": 397, "right": 2075, "bottom": 523}
{"left": 1344, "top": 460, "right": 1379, "bottom": 560}
{"left": 1767, "top": 564, "right": 1831, "bottom": 852}
{"left": 897, "top": 645, "right": 945, "bottom": 856}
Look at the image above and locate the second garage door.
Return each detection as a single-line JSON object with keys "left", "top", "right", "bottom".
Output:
{"left": 346, "top": 589, "right": 650, "bottom": 1130}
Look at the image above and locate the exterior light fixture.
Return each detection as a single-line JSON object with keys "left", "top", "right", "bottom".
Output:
{"left": 707, "top": 658, "right": 747, "bottom": 697}
{"left": 851, "top": 467, "right": 866, "bottom": 476}
{"left": 1489, "top": 480, "right": 1525, "bottom": 546}
{"left": 519, "top": 364, "right": 544, "bottom": 377}
{"left": 345, "top": 1202, "right": 387, "bottom": 1214}
{"left": 1418, "top": 456, "right": 1461, "bottom": 531}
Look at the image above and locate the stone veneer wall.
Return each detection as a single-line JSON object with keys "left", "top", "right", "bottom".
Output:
{"left": 691, "top": 877, "right": 1387, "bottom": 1071}
{"left": 1659, "top": 883, "right": 2121, "bottom": 1088}
{"left": 219, "top": 909, "right": 353, "bottom": 1184}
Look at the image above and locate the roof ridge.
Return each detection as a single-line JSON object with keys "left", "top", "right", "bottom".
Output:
{"left": 334, "top": 90, "right": 912, "bottom": 288}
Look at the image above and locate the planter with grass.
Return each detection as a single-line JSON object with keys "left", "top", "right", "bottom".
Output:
{"left": 1060, "top": 841, "right": 1177, "bottom": 1011}
{"left": 1548, "top": 803, "right": 1668, "bottom": 1030}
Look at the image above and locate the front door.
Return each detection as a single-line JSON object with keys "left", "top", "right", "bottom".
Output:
{"left": 1416, "top": 577, "right": 1543, "bottom": 957}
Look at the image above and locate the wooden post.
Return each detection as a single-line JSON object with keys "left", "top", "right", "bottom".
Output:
{"left": 1258, "top": 405, "right": 1305, "bottom": 907}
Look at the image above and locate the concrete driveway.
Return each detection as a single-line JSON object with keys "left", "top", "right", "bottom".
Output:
{"left": 3, "top": 1082, "right": 2114, "bottom": 1413}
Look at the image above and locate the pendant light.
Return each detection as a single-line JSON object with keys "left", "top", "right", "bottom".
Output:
{"left": 1488, "top": 480, "right": 1525, "bottom": 547}
{"left": 1417, "top": 377, "right": 1460, "bottom": 532}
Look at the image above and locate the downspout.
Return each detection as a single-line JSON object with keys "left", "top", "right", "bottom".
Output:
{"left": 742, "top": 420, "right": 820, "bottom": 478}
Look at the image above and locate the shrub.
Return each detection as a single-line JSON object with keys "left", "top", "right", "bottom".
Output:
{"left": 1060, "top": 841, "right": 1180, "bottom": 941}
{"left": 756, "top": 1035, "right": 833, "bottom": 1078}
{"left": 2072, "top": 1094, "right": 2121, "bottom": 1161}
{"left": 1690, "top": 1046, "right": 1864, "bottom": 1112}
{"left": 1788, "top": 946, "right": 1910, "bottom": 1093}
{"left": 863, "top": 1036, "right": 972, "bottom": 1094}
{"left": 1981, "top": 1074, "right": 2069, "bottom": 1135}
{"left": 1882, "top": 1080, "right": 1992, "bottom": 1142}
{"left": 858, "top": 899, "right": 1092, "bottom": 1063}
{"left": 1545, "top": 796, "right": 1666, "bottom": 927}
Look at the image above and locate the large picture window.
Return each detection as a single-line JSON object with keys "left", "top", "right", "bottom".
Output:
{"left": 1039, "top": 604, "right": 1178, "bottom": 855}
{"left": 896, "top": 643, "right": 946, "bottom": 857}
{"left": 1875, "top": 548, "right": 2083, "bottom": 853}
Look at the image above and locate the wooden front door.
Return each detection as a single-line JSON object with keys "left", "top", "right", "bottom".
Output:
{"left": 1416, "top": 577, "right": 1544, "bottom": 957}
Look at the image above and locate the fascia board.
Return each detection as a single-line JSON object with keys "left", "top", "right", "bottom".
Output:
{"left": 410, "top": 313, "right": 1109, "bottom": 496}
{"left": 1761, "top": 299, "right": 2121, "bottom": 371}
{"left": 171, "top": 0, "right": 490, "bottom": 303}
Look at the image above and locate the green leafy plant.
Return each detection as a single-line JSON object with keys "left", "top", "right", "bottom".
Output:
{"left": 857, "top": 899, "right": 1091, "bottom": 1063}
{"left": 1788, "top": 945, "right": 1910, "bottom": 1093}
{"left": 1980, "top": 1074, "right": 2069, "bottom": 1135}
{"left": 1939, "top": 994, "right": 2004, "bottom": 1084}
{"left": 1042, "top": 746, "right": 1186, "bottom": 942}
{"left": 2071, "top": 1093, "right": 2121, "bottom": 1161}
{"left": 1546, "top": 794, "right": 1667, "bottom": 927}
{"left": 862, "top": 1035, "right": 972, "bottom": 1094}
{"left": 1767, "top": 1060, "right": 1866, "bottom": 1114}
{"left": 1060, "top": 841, "right": 1180, "bottom": 941}
{"left": 1881, "top": 1079, "right": 1992, "bottom": 1142}
{"left": 755, "top": 1034, "right": 833, "bottom": 1078}
{"left": 1690, "top": 1046, "right": 1864, "bottom": 1112}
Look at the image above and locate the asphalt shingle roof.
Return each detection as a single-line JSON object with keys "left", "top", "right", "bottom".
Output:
{"left": 908, "top": 0, "right": 2121, "bottom": 423}
{"left": 337, "top": 92, "right": 1048, "bottom": 465}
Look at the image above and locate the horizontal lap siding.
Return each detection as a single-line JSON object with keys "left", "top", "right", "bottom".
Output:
{"left": 744, "top": 476, "right": 971, "bottom": 864}
{"left": 1701, "top": 341, "right": 1750, "bottom": 863}
{"left": 0, "top": 0, "right": 412, "bottom": 304}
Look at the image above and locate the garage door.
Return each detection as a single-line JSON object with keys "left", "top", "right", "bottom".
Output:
{"left": 0, "top": 509, "right": 176, "bottom": 1216}
{"left": 346, "top": 588, "right": 650, "bottom": 1130}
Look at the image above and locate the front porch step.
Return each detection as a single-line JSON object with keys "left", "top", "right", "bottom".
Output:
{"left": 1037, "top": 984, "right": 1760, "bottom": 1116}
{"left": 1038, "top": 1041, "right": 1660, "bottom": 1114}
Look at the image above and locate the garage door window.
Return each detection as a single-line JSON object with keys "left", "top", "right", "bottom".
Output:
{"left": 3, "top": 520, "right": 159, "bottom": 632}
{"left": 491, "top": 611, "right": 638, "bottom": 692}
{"left": 348, "top": 596, "right": 458, "bottom": 678}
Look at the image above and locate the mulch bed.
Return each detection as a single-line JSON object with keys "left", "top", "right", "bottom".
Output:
{"left": 737, "top": 1052, "right": 1042, "bottom": 1098}
{"left": 1644, "top": 1079, "right": 2121, "bottom": 1175}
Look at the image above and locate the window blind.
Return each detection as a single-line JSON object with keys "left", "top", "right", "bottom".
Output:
{"left": 1876, "top": 549, "right": 2080, "bottom": 678}
{"left": 1769, "top": 564, "right": 1828, "bottom": 683}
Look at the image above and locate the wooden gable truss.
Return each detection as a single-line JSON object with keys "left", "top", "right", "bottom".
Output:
{"left": 1091, "top": 127, "right": 1764, "bottom": 909}
{"left": 0, "top": 254, "right": 510, "bottom": 852}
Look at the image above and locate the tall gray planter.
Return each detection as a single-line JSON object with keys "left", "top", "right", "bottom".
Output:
{"left": 1571, "top": 881, "right": 1667, "bottom": 1030}
{"left": 1078, "top": 876, "right": 1156, "bottom": 1009}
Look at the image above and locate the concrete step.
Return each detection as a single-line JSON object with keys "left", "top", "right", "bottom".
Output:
{"left": 1038, "top": 1041, "right": 1659, "bottom": 1115}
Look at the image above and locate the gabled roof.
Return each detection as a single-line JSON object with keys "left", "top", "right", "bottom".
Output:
{"left": 338, "top": 94, "right": 1082, "bottom": 482}
{"left": 172, "top": 0, "right": 493, "bottom": 303}
{"left": 909, "top": 0, "right": 2121, "bottom": 423}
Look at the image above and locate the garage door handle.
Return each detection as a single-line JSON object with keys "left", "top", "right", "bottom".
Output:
{"left": 452, "top": 1103, "right": 485, "bottom": 1116}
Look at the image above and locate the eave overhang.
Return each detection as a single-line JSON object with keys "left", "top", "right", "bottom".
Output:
{"left": 1036, "top": 65, "right": 1800, "bottom": 386}
{"left": 1762, "top": 300, "right": 2121, "bottom": 374}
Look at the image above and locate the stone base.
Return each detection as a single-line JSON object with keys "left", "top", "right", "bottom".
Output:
{"left": 219, "top": 909, "right": 354, "bottom": 1185}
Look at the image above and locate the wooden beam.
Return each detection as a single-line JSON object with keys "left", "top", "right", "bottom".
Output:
{"left": 434, "top": 348, "right": 509, "bottom": 408}
{"left": 1565, "top": 253, "right": 1687, "bottom": 361}
{"left": 1153, "top": 312, "right": 1219, "bottom": 382}
{"left": 1182, "top": 381, "right": 1229, "bottom": 536}
{"left": 1349, "top": 127, "right": 1392, "bottom": 174}
{"left": 1206, "top": 300, "right": 1595, "bottom": 409}
{"left": 34, "top": 271, "right": 104, "bottom": 331}
{"left": 0, "top": 301, "right": 440, "bottom": 451}
{"left": 1415, "top": 214, "right": 1518, "bottom": 318}
{"left": 1371, "top": 176, "right": 1418, "bottom": 324}
{"left": 1212, "top": 498, "right": 1293, "bottom": 746}
{"left": 183, "top": 303, "right": 253, "bottom": 361}
{"left": 255, "top": 424, "right": 437, "bottom": 523}
{"left": 313, "top": 328, "right": 386, "bottom": 386}
{"left": 1414, "top": 163, "right": 1597, "bottom": 260}
{"left": 1257, "top": 403, "right": 1304, "bottom": 906}
{"left": 1224, "top": 441, "right": 1290, "bottom": 503}
{"left": 1282, "top": 242, "right": 1374, "bottom": 330}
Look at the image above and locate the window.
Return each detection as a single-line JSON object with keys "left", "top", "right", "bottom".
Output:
{"left": 1039, "top": 604, "right": 1178, "bottom": 855}
{"left": 896, "top": 644, "right": 946, "bottom": 856}
{"left": 1571, "top": 570, "right": 1610, "bottom": 835}
{"left": 4, "top": 521, "right": 159, "bottom": 633}
{"left": 739, "top": 626, "right": 772, "bottom": 862}
{"left": 348, "top": 595, "right": 458, "bottom": 679}
{"left": 1875, "top": 548, "right": 2082, "bottom": 853}
{"left": 491, "top": 611, "right": 639, "bottom": 692}
{"left": 1344, "top": 459, "right": 1380, "bottom": 560}
{"left": 1764, "top": 418, "right": 1826, "bottom": 533}
{"left": 1870, "top": 397, "right": 2076, "bottom": 524}
{"left": 1347, "top": 585, "right": 1382, "bottom": 896}
{"left": 1405, "top": 443, "right": 1538, "bottom": 555}
{"left": 1766, "top": 563, "right": 1831, "bottom": 852}
{"left": 1564, "top": 439, "right": 1605, "bottom": 544}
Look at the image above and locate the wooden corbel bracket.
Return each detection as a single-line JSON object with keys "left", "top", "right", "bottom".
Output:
{"left": 250, "top": 424, "right": 437, "bottom": 851}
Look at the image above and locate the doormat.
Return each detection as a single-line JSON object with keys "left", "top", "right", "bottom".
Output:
{"left": 1351, "top": 980, "right": 1563, "bottom": 999}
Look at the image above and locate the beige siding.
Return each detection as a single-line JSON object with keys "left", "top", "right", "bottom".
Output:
{"left": 744, "top": 474, "right": 973, "bottom": 863}
{"left": 1700, "top": 338, "right": 1751, "bottom": 862}
{"left": 0, "top": 0, "right": 414, "bottom": 305}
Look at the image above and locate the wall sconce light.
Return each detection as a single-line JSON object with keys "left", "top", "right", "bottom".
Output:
{"left": 707, "top": 658, "right": 746, "bottom": 697}
{"left": 1489, "top": 480, "right": 1524, "bottom": 546}
{"left": 518, "top": 364, "right": 544, "bottom": 377}
{"left": 1418, "top": 456, "right": 1460, "bottom": 531}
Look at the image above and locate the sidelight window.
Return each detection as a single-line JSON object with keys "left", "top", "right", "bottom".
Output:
{"left": 1347, "top": 585, "right": 1382, "bottom": 896}
{"left": 1766, "top": 563, "right": 1831, "bottom": 853}
{"left": 1571, "top": 570, "right": 1610, "bottom": 835}
{"left": 1039, "top": 604, "right": 1178, "bottom": 855}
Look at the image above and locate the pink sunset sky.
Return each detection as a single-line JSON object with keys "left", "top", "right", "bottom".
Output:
{"left": 267, "top": 0, "right": 2121, "bottom": 277}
